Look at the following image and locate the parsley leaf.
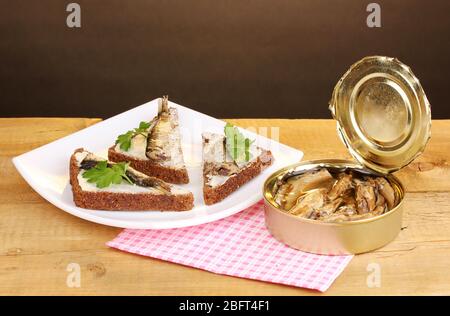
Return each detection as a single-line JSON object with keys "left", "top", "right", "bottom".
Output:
{"left": 82, "top": 161, "right": 133, "bottom": 188}
{"left": 224, "top": 123, "right": 255, "bottom": 163}
{"left": 115, "top": 121, "right": 151, "bottom": 151}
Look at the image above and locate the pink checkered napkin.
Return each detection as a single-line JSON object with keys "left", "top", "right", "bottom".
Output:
{"left": 107, "top": 201, "right": 352, "bottom": 292}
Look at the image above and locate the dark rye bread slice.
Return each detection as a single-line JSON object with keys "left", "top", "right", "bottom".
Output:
{"left": 108, "top": 147, "right": 189, "bottom": 184}
{"left": 70, "top": 148, "right": 194, "bottom": 211}
{"left": 202, "top": 131, "right": 274, "bottom": 205}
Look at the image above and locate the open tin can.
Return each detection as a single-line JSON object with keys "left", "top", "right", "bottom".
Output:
{"left": 263, "top": 56, "right": 431, "bottom": 255}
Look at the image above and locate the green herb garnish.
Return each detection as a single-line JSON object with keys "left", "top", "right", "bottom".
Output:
{"left": 82, "top": 161, "right": 133, "bottom": 188}
{"left": 115, "top": 121, "right": 151, "bottom": 151}
{"left": 224, "top": 123, "right": 254, "bottom": 163}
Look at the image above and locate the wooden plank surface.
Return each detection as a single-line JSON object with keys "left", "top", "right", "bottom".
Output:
{"left": 0, "top": 118, "right": 449, "bottom": 295}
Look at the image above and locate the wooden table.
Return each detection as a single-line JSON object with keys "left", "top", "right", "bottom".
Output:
{"left": 1, "top": 118, "right": 449, "bottom": 295}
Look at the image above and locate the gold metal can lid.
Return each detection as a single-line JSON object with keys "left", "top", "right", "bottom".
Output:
{"left": 329, "top": 56, "right": 431, "bottom": 174}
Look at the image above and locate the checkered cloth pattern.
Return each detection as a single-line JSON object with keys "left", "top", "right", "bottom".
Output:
{"left": 107, "top": 201, "right": 352, "bottom": 292}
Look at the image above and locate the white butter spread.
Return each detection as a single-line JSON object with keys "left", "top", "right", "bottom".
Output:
{"left": 206, "top": 175, "right": 229, "bottom": 187}
{"left": 114, "top": 132, "right": 148, "bottom": 160}
{"left": 77, "top": 172, "right": 157, "bottom": 194}
{"left": 74, "top": 151, "right": 89, "bottom": 165}
{"left": 202, "top": 132, "right": 225, "bottom": 163}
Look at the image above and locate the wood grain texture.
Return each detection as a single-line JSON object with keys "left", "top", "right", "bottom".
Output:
{"left": 0, "top": 118, "right": 449, "bottom": 295}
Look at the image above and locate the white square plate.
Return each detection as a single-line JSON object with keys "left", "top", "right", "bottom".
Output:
{"left": 13, "top": 99, "right": 303, "bottom": 229}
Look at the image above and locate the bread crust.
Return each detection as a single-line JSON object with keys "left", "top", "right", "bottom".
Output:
{"left": 108, "top": 146, "right": 189, "bottom": 184}
{"left": 70, "top": 148, "right": 194, "bottom": 211}
{"left": 203, "top": 150, "right": 274, "bottom": 205}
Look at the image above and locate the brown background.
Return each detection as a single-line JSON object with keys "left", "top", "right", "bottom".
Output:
{"left": 1, "top": 0, "right": 449, "bottom": 119}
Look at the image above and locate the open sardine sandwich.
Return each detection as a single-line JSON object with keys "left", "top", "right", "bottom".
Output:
{"left": 202, "top": 124, "right": 274, "bottom": 205}
{"left": 108, "top": 96, "right": 189, "bottom": 184}
{"left": 70, "top": 148, "right": 194, "bottom": 211}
